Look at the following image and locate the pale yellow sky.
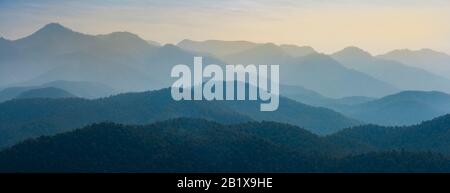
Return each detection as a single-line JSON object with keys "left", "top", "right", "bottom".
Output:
{"left": 1, "top": 0, "right": 449, "bottom": 55}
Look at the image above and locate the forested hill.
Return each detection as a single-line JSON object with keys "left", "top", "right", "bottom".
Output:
{"left": 0, "top": 87, "right": 358, "bottom": 148}
{"left": 328, "top": 114, "right": 450, "bottom": 154}
{"left": 1, "top": 118, "right": 450, "bottom": 172}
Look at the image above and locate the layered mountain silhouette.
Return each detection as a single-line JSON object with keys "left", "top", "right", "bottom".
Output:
{"left": 329, "top": 114, "right": 450, "bottom": 155}
{"left": 15, "top": 87, "right": 76, "bottom": 99}
{"left": 0, "top": 80, "right": 115, "bottom": 102}
{"left": 378, "top": 48, "right": 450, "bottom": 79}
{"left": 332, "top": 47, "right": 450, "bottom": 93}
{"left": 2, "top": 22, "right": 450, "bottom": 172}
{"left": 178, "top": 39, "right": 317, "bottom": 58}
{"left": 0, "top": 87, "right": 359, "bottom": 148}
{"left": 3, "top": 23, "right": 449, "bottom": 99}
{"left": 1, "top": 117, "right": 450, "bottom": 172}
{"left": 0, "top": 23, "right": 223, "bottom": 91}
{"left": 334, "top": 90, "right": 450, "bottom": 126}
{"left": 281, "top": 84, "right": 375, "bottom": 107}
{"left": 279, "top": 44, "right": 317, "bottom": 58}
{"left": 179, "top": 40, "right": 398, "bottom": 98}
{"left": 281, "top": 54, "right": 398, "bottom": 98}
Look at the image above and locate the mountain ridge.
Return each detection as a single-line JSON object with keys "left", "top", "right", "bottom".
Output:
{"left": 1, "top": 116, "right": 450, "bottom": 172}
{"left": 334, "top": 90, "right": 450, "bottom": 126}
{"left": 0, "top": 87, "right": 359, "bottom": 147}
{"left": 332, "top": 46, "right": 450, "bottom": 93}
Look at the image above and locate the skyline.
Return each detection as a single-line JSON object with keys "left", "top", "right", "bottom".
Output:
{"left": 1, "top": 0, "right": 449, "bottom": 55}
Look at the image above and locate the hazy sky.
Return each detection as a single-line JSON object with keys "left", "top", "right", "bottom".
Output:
{"left": 0, "top": 0, "right": 449, "bottom": 54}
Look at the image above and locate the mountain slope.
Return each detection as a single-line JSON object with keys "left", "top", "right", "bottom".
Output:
{"left": 0, "top": 80, "right": 115, "bottom": 102}
{"left": 41, "top": 80, "right": 115, "bottom": 99}
{"left": 0, "top": 37, "right": 18, "bottom": 60}
{"left": 1, "top": 118, "right": 449, "bottom": 172}
{"left": 0, "top": 86, "right": 38, "bottom": 103}
{"left": 139, "top": 44, "right": 226, "bottom": 87}
{"left": 1, "top": 23, "right": 225, "bottom": 91}
{"left": 329, "top": 114, "right": 450, "bottom": 155}
{"left": 27, "top": 51, "right": 159, "bottom": 91}
{"left": 0, "top": 88, "right": 249, "bottom": 148}
{"left": 280, "top": 85, "right": 331, "bottom": 105}
{"left": 0, "top": 87, "right": 358, "bottom": 147}
{"left": 378, "top": 48, "right": 450, "bottom": 79}
{"left": 0, "top": 23, "right": 158, "bottom": 89}
{"left": 222, "top": 96, "right": 360, "bottom": 135}
{"left": 280, "top": 84, "right": 376, "bottom": 107}
{"left": 15, "top": 87, "right": 76, "bottom": 99}
{"left": 279, "top": 44, "right": 317, "bottom": 57}
{"left": 0, "top": 119, "right": 325, "bottom": 172}
{"left": 281, "top": 54, "right": 398, "bottom": 98}
{"left": 332, "top": 47, "right": 450, "bottom": 93}
{"left": 335, "top": 91, "right": 450, "bottom": 126}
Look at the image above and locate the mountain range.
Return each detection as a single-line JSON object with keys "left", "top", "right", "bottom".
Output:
{"left": 0, "top": 87, "right": 359, "bottom": 148}
{"left": 333, "top": 90, "right": 450, "bottom": 126}
{"left": 3, "top": 23, "right": 450, "bottom": 99}
{"left": 378, "top": 48, "right": 450, "bottom": 80}
{"left": 280, "top": 54, "right": 397, "bottom": 98}
{"left": 2, "top": 23, "right": 450, "bottom": 172}
{"left": 332, "top": 47, "right": 450, "bottom": 93}
{"left": 180, "top": 40, "right": 400, "bottom": 98}
{"left": 178, "top": 40, "right": 399, "bottom": 98}
{"left": 180, "top": 40, "right": 450, "bottom": 98}
{"left": 0, "top": 23, "right": 222, "bottom": 91}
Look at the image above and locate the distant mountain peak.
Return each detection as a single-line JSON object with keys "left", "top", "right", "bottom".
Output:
{"left": 382, "top": 48, "right": 447, "bottom": 56}
{"left": 416, "top": 48, "right": 450, "bottom": 56}
{"left": 180, "top": 39, "right": 256, "bottom": 45}
{"left": 178, "top": 39, "right": 195, "bottom": 44}
{"left": 281, "top": 44, "right": 315, "bottom": 50}
{"left": 335, "top": 46, "right": 373, "bottom": 57}
{"left": 38, "top": 22, "right": 73, "bottom": 34}
{"left": 246, "top": 42, "right": 283, "bottom": 53}
{"left": 97, "top": 31, "right": 149, "bottom": 46}
{"left": 391, "top": 90, "right": 450, "bottom": 97}
{"left": 302, "top": 52, "right": 330, "bottom": 59}
{"left": 385, "top": 49, "right": 413, "bottom": 54}
{"left": 146, "top": 40, "right": 161, "bottom": 46}
{"left": 44, "top": 22, "right": 65, "bottom": 28}
{"left": 99, "top": 31, "right": 146, "bottom": 42}
{"left": 419, "top": 48, "right": 436, "bottom": 52}
{"left": 298, "top": 53, "right": 338, "bottom": 64}
{"left": 156, "top": 43, "right": 189, "bottom": 55}
{"left": 262, "top": 42, "right": 277, "bottom": 46}
{"left": 104, "top": 31, "right": 139, "bottom": 37}
{"left": 161, "top": 43, "right": 180, "bottom": 50}
{"left": 279, "top": 44, "right": 317, "bottom": 57}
